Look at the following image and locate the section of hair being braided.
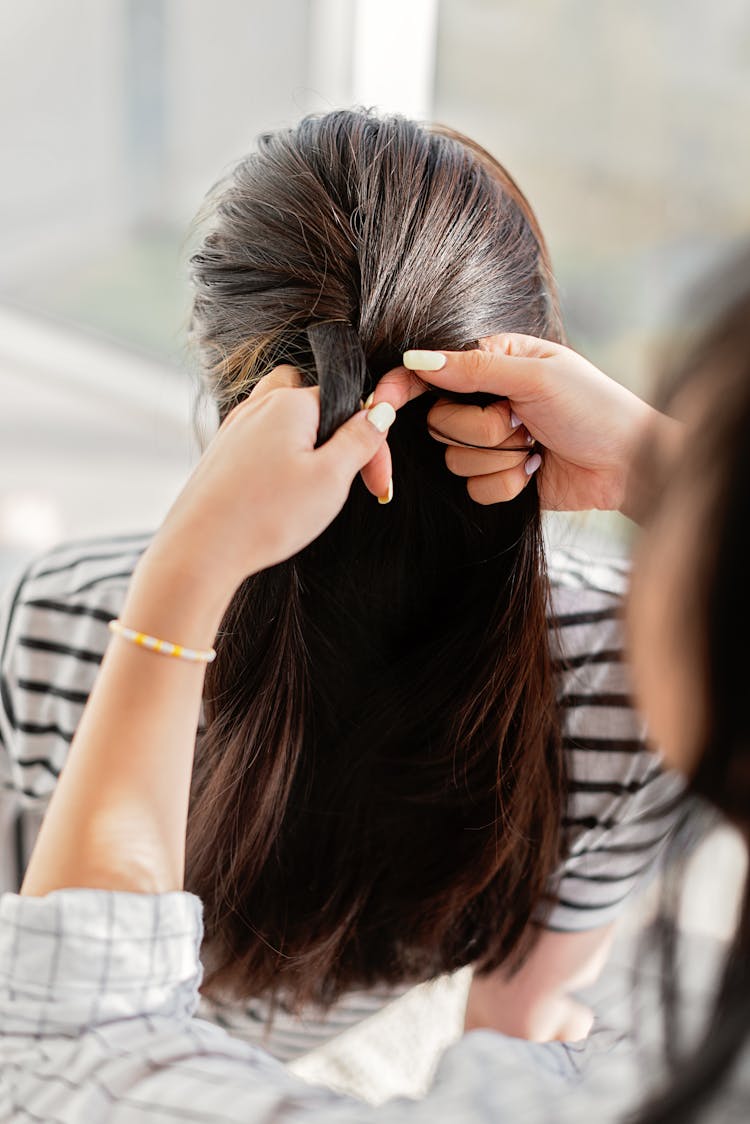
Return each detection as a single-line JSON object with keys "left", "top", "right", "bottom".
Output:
{"left": 307, "top": 321, "right": 370, "bottom": 444}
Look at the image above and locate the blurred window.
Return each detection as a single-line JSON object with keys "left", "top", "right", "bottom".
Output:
{"left": 434, "top": 0, "right": 750, "bottom": 397}
{"left": 0, "top": 0, "right": 313, "bottom": 365}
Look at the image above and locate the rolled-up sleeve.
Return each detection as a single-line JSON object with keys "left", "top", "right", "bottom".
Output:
{"left": 0, "top": 890, "right": 362, "bottom": 1122}
{"left": 0, "top": 890, "right": 204, "bottom": 1036}
{"left": 0, "top": 890, "right": 638, "bottom": 1123}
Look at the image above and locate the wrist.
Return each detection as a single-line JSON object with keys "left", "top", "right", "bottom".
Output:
{"left": 123, "top": 548, "right": 236, "bottom": 650}
{"left": 619, "top": 404, "right": 681, "bottom": 523}
{"left": 617, "top": 399, "right": 664, "bottom": 522}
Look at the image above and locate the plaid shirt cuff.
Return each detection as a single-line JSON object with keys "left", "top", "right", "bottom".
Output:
{"left": 0, "top": 889, "right": 204, "bottom": 1036}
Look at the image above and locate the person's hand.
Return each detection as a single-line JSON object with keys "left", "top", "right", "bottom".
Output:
{"left": 142, "top": 367, "right": 395, "bottom": 600}
{"left": 372, "top": 335, "right": 660, "bottom": 516}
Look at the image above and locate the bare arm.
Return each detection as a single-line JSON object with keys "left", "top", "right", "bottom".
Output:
{"left": 464, "top": 925, "right": 616, "bottom": 1042}
{"left": 21, "top": 377, "right": 394, "bottom": 897}
{"left": 19, "top": 564, "right": 225, "bottom": 896}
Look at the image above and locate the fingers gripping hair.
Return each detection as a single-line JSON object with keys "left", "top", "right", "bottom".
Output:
{"left": 307, "top": 321, "right": 370, "bottom": 445}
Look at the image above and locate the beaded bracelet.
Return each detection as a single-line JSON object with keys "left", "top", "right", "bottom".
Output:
{"left": 108, "top": 619, "right": 216, "bottom": 663}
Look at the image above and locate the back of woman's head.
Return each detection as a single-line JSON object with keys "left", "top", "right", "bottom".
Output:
{"left": 187, "top": 108, "right": 565, "bottom": 1008}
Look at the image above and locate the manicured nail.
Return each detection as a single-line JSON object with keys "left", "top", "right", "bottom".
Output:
{"left": 367, "top": 401, "right": 396, "bottom": 433}
{"left": 525, "top": 453, "right": 542, "bottom": 476}
{"left": 378, "top": 477, "right": 394, "bottom": 505}
{"left": 403, "top": 349, "right": 447, "bottom": 372}
{"left": 525, "top": 429, "right": 535, "bottom": 445}
{"left": 510, "top": 410, "right": 522, "bottom": 429}
{"left": 364, "top": 391, "right": 375, "bottom": 408}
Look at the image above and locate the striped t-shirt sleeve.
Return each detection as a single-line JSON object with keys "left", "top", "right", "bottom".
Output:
{"left": 0, "top": 535, "right": 151, "bottom": 891}
{"left": 543, "top": 547, "right": 686, "bottom": 932}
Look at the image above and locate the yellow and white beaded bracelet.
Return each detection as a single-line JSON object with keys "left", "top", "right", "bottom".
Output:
{"left": 108, "top": 619, "right": 216, "bottom": 663}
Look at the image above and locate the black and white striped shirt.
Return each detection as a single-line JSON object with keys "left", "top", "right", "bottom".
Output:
{"left": 0, "top": 534, "right": 684, "bottom": 1060}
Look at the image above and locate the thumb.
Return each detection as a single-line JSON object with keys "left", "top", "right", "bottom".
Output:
{"left": 315, "top": 401, "right": 396, "bottom": 483}
{"left": 400, "top": 335, "right": 565, "bottom": 401}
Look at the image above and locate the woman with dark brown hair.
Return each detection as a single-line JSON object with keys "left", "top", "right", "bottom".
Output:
{"left": 0, "top": 109, "right": 681, "bottom": 1056}
{"left": 4, "top": 244, "right": 750, "bottom": 1123}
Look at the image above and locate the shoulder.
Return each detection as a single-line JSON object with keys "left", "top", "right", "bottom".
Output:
{"left": 547, "top": 545, "right": 628, "bottom": 638}
{"left": 547, "top": 546, "right": 638, "bottom": 759}
{"left": 0, "top": 532, "right": 152, "bottom": 799}
{"left": 548, "top": 544, "right": 630, "bottom": 597}
{"left": 545, "top": 547, "right": 686, "bottom": 931}
{"left": 3, "top": 530, "right": 153, "bottom": 612}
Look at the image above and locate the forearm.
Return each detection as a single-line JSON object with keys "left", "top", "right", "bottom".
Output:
{"left": 465, "top": 983, "right": 594, "bottom": 1042}
{"left": 619, "top": 407, "right": 684, "bottom": 523}
{"left": 18, "top": 382, "right": 392, "bottom": 900}
{"left": 21, "top": 553, "right": 233, "bottom": 897}
{"left": 464, "top": 925, "right": 615, "bottom": 1042}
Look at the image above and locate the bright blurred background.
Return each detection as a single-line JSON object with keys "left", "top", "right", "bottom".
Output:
{"left": 2, "top": 0, "right": 750, "bottom": 582}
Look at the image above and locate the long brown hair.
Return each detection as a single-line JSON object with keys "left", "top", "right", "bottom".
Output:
{"left": 187, "top": 109, "right": 565, "bottom": 1010}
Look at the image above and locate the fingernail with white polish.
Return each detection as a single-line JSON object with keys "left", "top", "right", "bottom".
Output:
{"left": 510, "top": 410, "right": 522, "bottom": 429}
{"left": 378, "top": 478, "right": 394, "bottom": 505}
{"left": 403, "top": 350, "right": 447, "bottom": 372}
{"left": 364, "top": 391, "right": 375, "bottom": 409}
{"left": 367, "top": 402, "right": 396, "bottom": 433}
{"left": 525, "top": 453, "right": 542, "bottom": 476}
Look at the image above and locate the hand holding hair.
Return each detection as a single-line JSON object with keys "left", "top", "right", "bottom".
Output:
{"left": 145, "top": 365, "right": 396, "bottom": 601}
{"left": 374, "top": 334, "right": 668, "bottom": 518}
{"left": 20, "top": 371, "right": 395, "bottom": 899}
